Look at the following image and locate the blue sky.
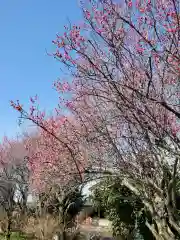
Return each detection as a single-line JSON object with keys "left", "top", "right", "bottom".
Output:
{"left": 0, "top": 0, "right": 82, "bottom": 140}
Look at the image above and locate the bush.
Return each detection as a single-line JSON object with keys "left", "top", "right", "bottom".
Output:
{"left": 23, "top": 215, "right": 60, "bottom": 240}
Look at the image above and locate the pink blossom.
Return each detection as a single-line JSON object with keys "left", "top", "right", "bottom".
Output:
{"left": 128, "top": 1, "right": 132, "bottom": 8}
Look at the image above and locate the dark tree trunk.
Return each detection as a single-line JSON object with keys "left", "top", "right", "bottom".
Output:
{"left": 6, "top": 212, "right": 11, "bottom": 240}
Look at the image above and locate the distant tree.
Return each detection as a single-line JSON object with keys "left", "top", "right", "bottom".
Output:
{"left": 0, "top": 139, "right": 17, "bottom": 240}
{"left": 0, "top": 179, "right": 15, "bottom": 240}
{"left": 89, "top": 187, "right": 106, "bottom": 219}
{"left": 0, "top": 136, "right": 31, "bottom": 239}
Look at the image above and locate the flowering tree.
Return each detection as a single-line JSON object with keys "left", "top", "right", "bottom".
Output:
{"left": 11, "top": 0, "right": 180, "bottom": 238}
{"left": 22, "top": 115, "right": 87, "bottom": 194}
{"left": 10, "top": 94, "right": 88, "bottom": 191}
{"left": 21, "top": 120, "right": 88, "bottom": 237}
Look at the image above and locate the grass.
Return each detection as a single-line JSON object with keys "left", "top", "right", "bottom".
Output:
{"left": 0, "top": 232, "right": 27, "bottom": 240}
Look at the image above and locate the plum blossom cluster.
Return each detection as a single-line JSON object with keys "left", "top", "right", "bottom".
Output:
{"left": 23, "top": 115, "right": 87, "bottom": 193}
{"left": 52, "top": 25, "right": 87, "bottom": 67}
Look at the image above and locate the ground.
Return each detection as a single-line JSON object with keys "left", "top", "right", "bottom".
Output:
{"left": 80, "top": 224, "right": 112, "bottom": 237}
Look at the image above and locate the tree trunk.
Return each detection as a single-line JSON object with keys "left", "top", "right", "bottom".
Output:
{"left": 146, "top": 218, "right": 179, "bottom": 240}
{"left": 6, "top": 212, "right": 11, "bottom": 240}
{"left": 121, "top": 178, "right": 180, "bottom": 239}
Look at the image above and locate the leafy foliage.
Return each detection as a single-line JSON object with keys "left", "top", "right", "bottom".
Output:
{"left": 91, "top": 177, "right": 154, "bottom": 239}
